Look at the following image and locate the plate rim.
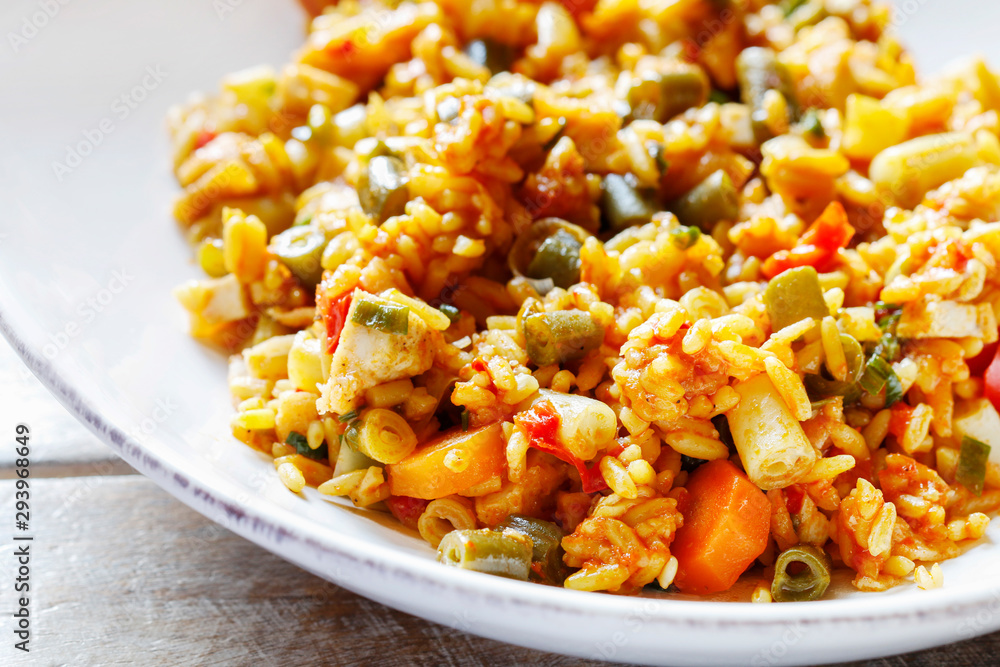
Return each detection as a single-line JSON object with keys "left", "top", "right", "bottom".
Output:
{"left": 4, "top": 297, "right": 1000, "bottom": 640}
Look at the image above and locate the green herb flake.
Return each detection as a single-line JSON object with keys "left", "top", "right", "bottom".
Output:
{"left": 957, "top": 436, "right": 991, "bottom": 497}
{"left": 286, "top": 431, "right": 328, "bottom": 460}
{"left": 883, "top": 368, "right": 904, "bottom": 407}
{"left": 669, "top": 225, "right": 701, "bottom": 250}
{"left": 801, "top": 109, "right": 825, "bottom": 138}
{"left": 461, "top": 410, "right": 470, "bottom": 432}
{"left": 344, "top": 420, "right": 362, "bottom": 451}
{"left": 338, "top": 409, "right": 358, "bottom": 423}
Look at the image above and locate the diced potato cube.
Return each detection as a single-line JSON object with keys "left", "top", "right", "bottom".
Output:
{"left": 288, "top": 330, "right": 325, "bottom": 392}
{"left": 897, "top": 299, "right": 994, "bottom": 340}
{"left": 244, "top": 334, "right": 296, "bottom": 381}
{"left": 954, "top": 398, "right": 1000, "bottom": 465}
{"left": 842, "top": 94, "right": 908, "bottom": 162}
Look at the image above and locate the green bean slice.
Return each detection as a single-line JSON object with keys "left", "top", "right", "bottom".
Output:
{"left": 626, "top": 68, "right": 709, "bottom": 123}
{"left": 670, "top": 169, "right": 739, "bottom": 232}
{"left": 669, "top": 225, "right": 701, "bottom": 250}
{"left": 804, "top": 334, "right": 866, "bottom": 401}
{"left": 358, "top": 155, "right": 409, "bottom": 224}
{"left": 771, "top": 545, "right": 832, "bottom": 602}
{"left": 957, "top": 436, "right": 991, "bottom": 497}
{"left": 763, "top": 266, "right": 829, "bottom": 332}
{"left": 601, "top": 173, "right": 658, "bottom": 232}
{"left": 438, "top": 528, "right": 533, "bottom": 580}
{"left": 526, "top": 229, "right": 582, "bottom": 289}
{"left": 523, "top": 311, "right": 604, "bottom": 367}
{"left": 269, "top": 226, "right": 327, "bottom": 288}
{"left": 464, "top": 38, "right": 515, "bottom": 75}
{"left": 495, "top": 514, "right": 564, "bottom": 584}
{"left": 351, "top": 298, "right": 409, "bottom": 335}
{"left": 736, "top": 47, "right": 799, "bottom": 142}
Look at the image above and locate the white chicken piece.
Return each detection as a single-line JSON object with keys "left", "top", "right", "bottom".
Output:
{"left": 318, "top": 289, "right": 437, "bottom": 415}
{"left": 896, "top": 298, "right": 997, "bottom": 340}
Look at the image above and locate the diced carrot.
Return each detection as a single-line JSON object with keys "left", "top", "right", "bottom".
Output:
{"left": 386, "top": 423, "right": 505, "bottom": 500}
{"left": 762, "top": 202, "right": 854, "bottom": 278}
{"left": 672, "top": 460, "right": 771, "bottom": 595}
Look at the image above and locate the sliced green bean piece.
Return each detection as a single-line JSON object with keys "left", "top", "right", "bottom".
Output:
{"left": 763, "top": 266, "right": 828, "bottom": 332}
{"left": 804, "top": 373, "right": 856, "bottom": 401}
{"left": 771, "top": 545, "right": 831, "bottom": 602}
{"left": 839, "top": 334, "right": 865, "bottom": 383}
{"left": 736, "top": 47, "right": 799, "bottom": 142}
{"left": 464, "top": 38, "right": 515, "bottom": 75}
{"left": 601, "top": 174, "right": 658, "bottom": 232}
{"left": 805, "top": 335, "right": 865, "bottom": 400}
{"left": 270, "top": 226, "right": 327, "bottom": 288}
{"left": 351, "top": 298, "right": 409, "bottom": 335}
{"left": 439, "top": 303, "right": 461, "bottom": 324}
{"left": 523, "top": 311, "right": 604, "bottom": 367}
{"left": 526, "top": 229, "right": 582, "bottom": 289}
{"left": 438, "top": 528, "right": 533, "bottom": 580}
{"left": 957, "top": 436, "right": 991, "bottom": 496}
{"left": 496, "top": 514, "right": 564, "bottom": 584}
{"left": 669, "top": 225, "right": 701, "bottom": 250}
{"left": 626, "top": 68, "right": 709, "bottom": 123}
{"left": 358, "top": 155, "right": 409, "bottom": 224}
{"left": 670, "top": 169, "right": 739, "bottom": 232}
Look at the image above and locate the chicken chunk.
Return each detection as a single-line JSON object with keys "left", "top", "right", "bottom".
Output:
{"left": 318, "top": 290, "right": 437, "bottom": 415}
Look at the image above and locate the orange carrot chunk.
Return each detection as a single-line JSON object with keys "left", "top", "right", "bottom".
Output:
{"left": 386, "top": 423, "right": 505, "bottom": 500}
{"left": 672, "top": 459, "right": 771, "bottom": 595}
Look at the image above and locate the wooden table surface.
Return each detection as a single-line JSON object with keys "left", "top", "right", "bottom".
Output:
{"left": 2, "top": 337, "right": 999, "bottom": 667}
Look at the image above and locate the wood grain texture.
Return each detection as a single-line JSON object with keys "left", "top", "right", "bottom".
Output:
{"left": 0, "top": 476, "right": 616, "bottom": 667}
{"left": 0, "top": 475, "right": 998, "bottom": 667}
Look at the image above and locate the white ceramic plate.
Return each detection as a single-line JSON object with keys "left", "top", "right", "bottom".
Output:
{"left": 4, "top": 1, "right": 1000, "bottom": 664}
